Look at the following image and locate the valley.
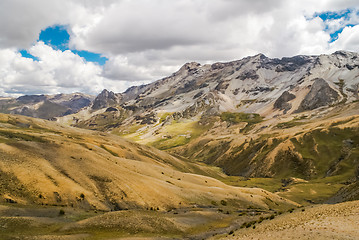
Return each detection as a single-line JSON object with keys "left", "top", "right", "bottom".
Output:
{"left": 0, "top": 113, "right": 297, "bottom": 239}
{"left": 0, "top": 51, "right": 359, "bottom": 239}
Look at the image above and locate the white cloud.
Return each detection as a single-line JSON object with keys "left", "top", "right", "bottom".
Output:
{"left": 1, "top": 0, "right": 359, "bottom": 96}
{"left": 0, "top": 42, "right": 105, "bottom": 96}
{"left": 330, "top": 25, "right": 359, "bottom": 52}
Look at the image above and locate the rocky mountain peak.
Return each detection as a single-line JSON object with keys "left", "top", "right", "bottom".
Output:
{"left": 181, "top": 62, "right": 201, "bottom": 71}
{"left": 91, "top": 89, "right": 122, "bottom": 110}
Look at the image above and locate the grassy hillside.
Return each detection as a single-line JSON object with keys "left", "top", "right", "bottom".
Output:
{"left": 0, "top": 113, "right": 299, "bottom": 239}
{"left": 165, "top": 105, "right": 359, "bottom": 205}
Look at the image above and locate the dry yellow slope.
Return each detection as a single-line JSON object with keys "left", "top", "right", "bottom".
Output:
{"left": 222, "top": 200, "right": 359, "bottom": 240}
{"left": 0, "top": 113, "right": 297, "bottom": 211}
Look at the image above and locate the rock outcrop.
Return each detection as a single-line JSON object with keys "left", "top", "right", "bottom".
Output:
{"left": 295, "top": 78, "right": 340, "bottom": 112}
{"left": 273, "top": 91, "right": 296, "bottom": 113}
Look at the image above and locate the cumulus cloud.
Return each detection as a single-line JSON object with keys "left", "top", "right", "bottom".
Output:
{"left": 0, "top": 42, "right": 104, "bottom": 96}
{"left": 1, "top": 0, "right": 359, "bottom": 96}
{"left": 330, "top": 25, "right": 359, "bottom": 52}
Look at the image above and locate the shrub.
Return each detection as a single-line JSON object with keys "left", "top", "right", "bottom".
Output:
{"left": 220, "top": 200, "right": 227, "bottom": 206}
{"left": 59, "top": 209, "right": 65, "bottom": 216}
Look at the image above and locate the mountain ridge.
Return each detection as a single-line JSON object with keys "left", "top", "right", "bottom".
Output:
{"left": 60, "top": 51, "right": 359, "bottom": 133}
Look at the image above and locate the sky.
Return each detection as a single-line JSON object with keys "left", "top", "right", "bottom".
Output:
{"left": 1, "top": 0, "right": 359, "bottom": 97}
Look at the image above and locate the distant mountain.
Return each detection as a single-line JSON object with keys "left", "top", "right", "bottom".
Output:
{"left": 0, "top": 93, "right": 94, "bottom": 120}
{"left": 114, "top": 51, "right": 358, "bottom": 116}
{"left": 72, "top": 51, "right": 359, "bottom": 130}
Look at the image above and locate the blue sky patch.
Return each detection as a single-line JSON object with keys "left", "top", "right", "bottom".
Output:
{"left": 315, "top": 9, "right": 352, "bottom": 21}
{"left": 39, "top": 25, "right": 70, "bottom": 51}
{"left": 314, "top": 9, "right": 359, "bottom": 42}
{"left": 19, "top": 25, "right": 108, "bottom": 65}
{"left": 72, "top": 50, "right": 108, "bottom": 65}
{"left": 19, "top": 50, "right": 39, "bottom": 61}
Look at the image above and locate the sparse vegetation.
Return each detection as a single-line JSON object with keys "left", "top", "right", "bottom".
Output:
{"left": 150, "top": 120, "right": 212, "bottom": 150}
{"left": 159, "top": 112, "right": 173, "bottom": 123}
{"left": 334, "top": 78, "right": 348, "bottom": 103}
{"left": 275, "top": 120, "right": 306, "bottom": 129}
{"left": 220, "top": 112, "right": 262, "bottom": 125}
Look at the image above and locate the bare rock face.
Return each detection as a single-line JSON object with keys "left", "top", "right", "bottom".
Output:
{"left": 295, "top": 78, "right": 339, "bottom": 112}
{"left": 274, "top": 91, "right": 296, "bottom": 113}
{"left": 237, "top": 69, "right": 259, "bottom": 80}
{"left": 92, "top": 89, "right": 122, "bottom": 110}
{"left": 122, "top": 84, "right": 150, "bottom": 102}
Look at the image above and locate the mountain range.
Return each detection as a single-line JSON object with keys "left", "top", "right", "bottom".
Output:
{"left": 59, "top": 51, "right": 358, "bottom": 194}
{"left": 1, "top": 51, "right": 359, "bottom": 239}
